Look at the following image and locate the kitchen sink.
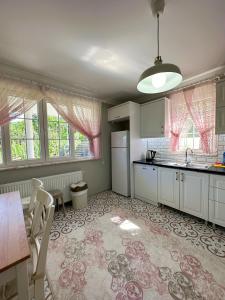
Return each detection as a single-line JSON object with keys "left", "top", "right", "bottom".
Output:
{"left": 166, "top": 162, "right": 210, "bottom": 169}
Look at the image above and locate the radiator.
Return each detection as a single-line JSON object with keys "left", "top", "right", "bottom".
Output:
{"left": 0, "top": 171, "right": 83, "bottom": 203}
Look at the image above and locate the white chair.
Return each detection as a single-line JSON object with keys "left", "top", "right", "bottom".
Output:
{"left": 22, "top": 178, "right": 43, "bottom": 211}
{"left": 4, "top": 189, "right": 55, "bottom": 300}
{"left": 22, "top": 178, "right": 43, "bottom": 228}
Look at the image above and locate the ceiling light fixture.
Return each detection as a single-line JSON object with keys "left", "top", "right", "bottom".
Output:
{"left": 137, "top": 0, "right": 183, "bottom": 94}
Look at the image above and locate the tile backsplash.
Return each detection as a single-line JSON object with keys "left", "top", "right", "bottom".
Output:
{"left": 146, "top": 135, "right": 225, "bottom": 165}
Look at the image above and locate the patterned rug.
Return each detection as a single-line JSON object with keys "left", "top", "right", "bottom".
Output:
{"left": 46, "top": 191, "right": 225, "bottom": 300}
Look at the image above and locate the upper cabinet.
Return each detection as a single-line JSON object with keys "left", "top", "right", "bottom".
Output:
{"left": 216, "top": 80, "right": 225, "bottom": 107}
{"left": 108, "top": 102, "right": 130, "bottom": 122}
{"left": 216, "top": 80, "right": 225, "bottom": 134}
{"left": 141, "top": 97, "right": 168, "bottom": 138}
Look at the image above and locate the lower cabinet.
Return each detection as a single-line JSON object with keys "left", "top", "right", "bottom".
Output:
{"left": 180, "top": 171, "right": 209, "bottom": 219}
{"left": 158, "top": 167, "right": 180, "bottom": 209}
{"left": 134, "top": 164, "right": 158, "bottom": 204}
{"left": 135, "top": 164, "right": 225, "bottom": 224}
{"left": 209, "top": 175, "right": 225, "bottom": 227}
{"left": 158, "top": 167, "right": 209, "bottom": 220}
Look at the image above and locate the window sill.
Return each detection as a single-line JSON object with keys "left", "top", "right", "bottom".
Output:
{"left": 0, "top": 157, "right": 101, "bottom": 171}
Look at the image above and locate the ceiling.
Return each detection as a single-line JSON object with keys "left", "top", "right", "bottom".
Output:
{"left": 0, "top": 0, "right": 224, "bottom": 104}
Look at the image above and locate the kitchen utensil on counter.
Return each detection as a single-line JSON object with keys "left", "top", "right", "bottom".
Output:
{"left": 146, "top": 150, "right": 157, "bottom": 162}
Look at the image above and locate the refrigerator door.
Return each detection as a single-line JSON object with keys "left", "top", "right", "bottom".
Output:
{"left": 112, "top": 147, "right": 130, "bottom": 196}
{"left": 111, "top": 131, "right": 128, "bottom": 148}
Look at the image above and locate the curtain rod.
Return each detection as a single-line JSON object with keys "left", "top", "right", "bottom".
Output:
{"left": 168, "top": 74, "right": 225, "bottom": 94}
{"left": 0, "top": 72, "right": 103, "bottom": 102}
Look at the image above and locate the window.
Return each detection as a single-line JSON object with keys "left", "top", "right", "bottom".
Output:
{"left": 47, "top": 103, "right": 70, "bottom": 158}
{"left": 179, "top": 118, "right": 200, "bottom": 151}
{"left": 8, "top": 104, "right": 41, "bottom": 162}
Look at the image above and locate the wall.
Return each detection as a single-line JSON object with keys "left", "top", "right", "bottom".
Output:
{"left": 0, "top": 103, "right": 112, "bottom": 196}
{"left": 146, "top": 135, "right": 225, "bottom": 164}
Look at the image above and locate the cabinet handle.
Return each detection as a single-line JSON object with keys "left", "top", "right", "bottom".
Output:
{"left": 142, "top": 167, "right": 147, "bottom": 170}
{"left": 176, "top": 171, "right": 179, "bottom": 181}
{"left": 181, "top": 173, "right": 184, "bottom": 182}
{"left": 114, "top": 115, "right": 121, "bottom": 119}
{"left": 161, "top": 125, "right": 164, "bottom": 134}
{"left": 153, "top": 168, "right": 155, "bottom": 171}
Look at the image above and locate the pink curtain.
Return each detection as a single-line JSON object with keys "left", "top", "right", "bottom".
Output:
{"left": 0, "top": 77, "right": 43, "bottom": 126}
{"left": 184, "top": 82, "right": 216, "bottom": 154}
{"left": 167, "top": 91, "right": 189, "bottom": 151}
{"left": 44, "top": 89, "right": 102, "bottom": 159}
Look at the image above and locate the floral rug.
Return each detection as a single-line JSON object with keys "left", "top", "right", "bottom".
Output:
{"left": 47, "top": 199, "right": 225, "bottom": 300}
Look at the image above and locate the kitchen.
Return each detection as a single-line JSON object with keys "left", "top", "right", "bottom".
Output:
{"left": 109, "top": 78, "right": 225, "bottom": 228}
{"left": 0, "top": 0, "right": 225, "bottom": 299}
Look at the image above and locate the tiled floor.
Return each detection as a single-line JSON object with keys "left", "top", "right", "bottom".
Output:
{"left": 50, "top": 191, "right": 225, "bottom": 258}
{"left": 45, "top": 190, "right": 225, "bottom": 299}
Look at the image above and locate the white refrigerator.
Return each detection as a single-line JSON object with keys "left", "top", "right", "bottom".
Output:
{"left": 111, "top": 130, "right": 130, "bottom": 196}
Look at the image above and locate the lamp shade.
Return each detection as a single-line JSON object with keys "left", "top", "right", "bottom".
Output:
{"left": 137, "top": 62, "right": 183, "bottom": 94}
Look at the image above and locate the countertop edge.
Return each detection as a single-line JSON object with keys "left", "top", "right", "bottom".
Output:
{"left": 133, "top": 160, "right": 225, "bottom": 176}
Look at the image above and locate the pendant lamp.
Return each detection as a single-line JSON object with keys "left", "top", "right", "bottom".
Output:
{"left": 137, "top": 1, "right": 182, "bottom": 94}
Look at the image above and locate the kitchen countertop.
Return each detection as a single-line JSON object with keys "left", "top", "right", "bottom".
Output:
{"left": 133, "top": 159, "right": 225, "bottom": 175}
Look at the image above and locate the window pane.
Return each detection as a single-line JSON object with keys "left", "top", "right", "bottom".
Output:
{"left": 47, "top": 103, "right": 58, "bottom": 119}
{"left": 48, "top": 140, "right": 60, "bottom": 158}
{"left": 9, "top": 103, "right": 41, "bottom": 163}
{"left": 33, "top": 140, "right": 41, "bottom": 159}
{"left": 47, "top": 103, "right": 71, "bottom": 159}
{"left": 11, "top": 140, "right": 27, "bottom": 161}
{"left": 32, "top": 120, "right": 40, "bottom": 139}
{"left": 74, "top": 131, "right": 92, "bottom": 158}
{"left": 26, "top": 139, "right": 41, "bottom": 159}
{"left": 48, "top": 122, "right": 59, "bottom": 139}
{"left": 9, "top": 119, "right": 26, "bottom": 139}
{"left": 59, "top": 140, "right": 70, "bottom": 157}
{"left": 59, "top": 123, "right": 69, "bottom": 140}
{"left": 24, "top": 104, "right": 38, "bottom": 119}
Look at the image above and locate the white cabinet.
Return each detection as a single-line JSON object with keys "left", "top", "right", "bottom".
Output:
{"left": 141, "top": 98, "right": 168, "bottom": 138}
{"left": 180, "top": 171, "right": 209, "bottom": 219}
{"left": 134, "top": 164, "right": 158, "bottom": 204}
{"left": 209, "top": 175, "right": 225, "bottom": 227}
{"left": 216, "top": 80, "right": 225, "bottom": 134}
{"left": 158, "top": 167, "right": 209, "bottom": 220}
{"left": 108, "top": 102, "right": 130, "bottom": 122}
{"left": 158, "top": 167, "right": 180, "bottom": 209}
{"left": 216, "top": 80, "right": 225, "bottom": 108}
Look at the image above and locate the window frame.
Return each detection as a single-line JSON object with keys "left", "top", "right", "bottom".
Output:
{"left": 0, "top": 100, "right": 96, "bottom": 170}
{"left": 2, "top": 101, "right": 45, "bottom": 167}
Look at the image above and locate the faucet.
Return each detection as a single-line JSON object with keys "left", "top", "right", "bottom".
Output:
{"left": 185, "top": 148, "right": 193, "bottom": 165}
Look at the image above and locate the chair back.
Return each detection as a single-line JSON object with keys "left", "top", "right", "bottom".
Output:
{"left": 30, "top": 189, "right": 55, "bottom": 280}
{"left": 30, "top": 189, "right": 53, "bottom": 239}
{"left": 28, "top": 178, "right": 43, "bottom": 214}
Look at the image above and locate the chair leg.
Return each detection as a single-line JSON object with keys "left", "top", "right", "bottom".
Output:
{"left": 34, "top": 278, "right": 45, "bottom": 300}
{"left": 61, "top": 196, "right": 66, "bottom": 217}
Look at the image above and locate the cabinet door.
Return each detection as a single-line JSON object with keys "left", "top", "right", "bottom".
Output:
{"left": 134, "top": 164, "right": 158, "bottom": 204}
{"left": 215, "top": 107, "right": 225, "bottom": 134}
{"left": 158, "top": 167, "right": 180, "bottom": 209}
{"left": 216, "top": 80, "right": 225, "bottom": 108}
{"left": 108, "top": 102, "right": 130, "bottom": 122}
{"left": 180, "top": 171, "right": 209, "bottom": 220}
{"left": 141, "top": 98, "right": 167, "bottom": 138}
{"left": 209, "top": 200, "right": 225, "bottom": 227}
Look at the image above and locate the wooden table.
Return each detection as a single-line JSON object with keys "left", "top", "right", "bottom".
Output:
{"left": 0, "top": 191, "right": 30, "bottom": 300}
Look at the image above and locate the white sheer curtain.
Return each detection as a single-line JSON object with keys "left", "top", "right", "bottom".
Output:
{"left": 0, "top": 77, "right": 43, "bottom": 126}
{"left": 44, "top": 89, "right": 102, "bottom": 159}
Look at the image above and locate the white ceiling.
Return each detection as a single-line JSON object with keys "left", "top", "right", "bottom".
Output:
{"left": 0, "top": 0, "right": 224, "bottom": 103}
